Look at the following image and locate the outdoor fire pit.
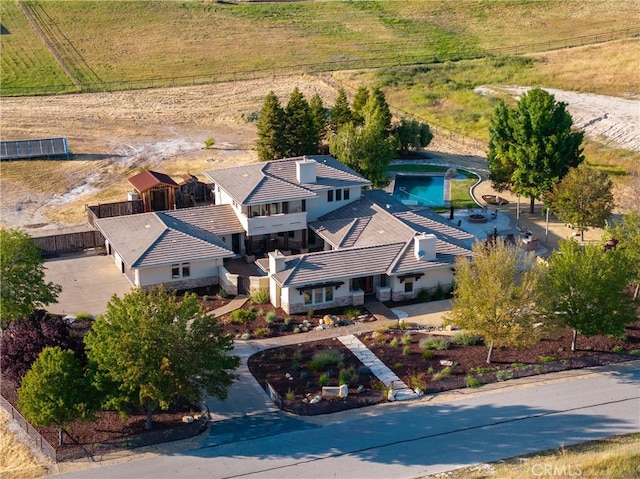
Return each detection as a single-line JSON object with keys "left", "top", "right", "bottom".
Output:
{"left": 468, "top": 213, "right": 488, "bottom": 223}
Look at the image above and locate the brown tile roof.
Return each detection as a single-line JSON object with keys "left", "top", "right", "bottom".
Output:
{"left": 128, "top": 170, "right": 180, "bottom": 193}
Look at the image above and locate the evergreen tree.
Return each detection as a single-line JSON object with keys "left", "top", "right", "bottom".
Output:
{"left": 330, "top": 88, "right": 352, "bottom": 132}
{"left": 256, "top": 91, "right": 287, "bottom": 161}
{"left": 394, "top": 118, "right": 433, "bottom": 153}
{"left": 487, "top": 88, "right": 584, "bottom": 213}
{"left": 351, "top": 85, "right": 370, "bottom": 126}
{"left": 285, "top": 87, "right": 319, "bottom": 157}
{"left": 370, "top": 87, "right": 392, "bottom": 131}
{"left": 309, "top": 93, "right": 328, "bottom": 143}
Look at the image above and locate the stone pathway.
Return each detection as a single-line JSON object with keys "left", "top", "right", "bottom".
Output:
{"left": 338, "top": 334, "right": 418, "bottom": 401}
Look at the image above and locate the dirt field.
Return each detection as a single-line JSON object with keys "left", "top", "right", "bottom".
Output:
{"left": 1, "top": 74, "right": 638, "bottom": 234}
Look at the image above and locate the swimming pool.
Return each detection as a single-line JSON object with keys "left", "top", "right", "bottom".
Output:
{"left": 393, "top": 173, "right": 459, "bottom": 207}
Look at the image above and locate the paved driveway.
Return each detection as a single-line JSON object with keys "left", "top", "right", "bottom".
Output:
{"left": 44, "top": 253, "right": 132, "bottom": 317}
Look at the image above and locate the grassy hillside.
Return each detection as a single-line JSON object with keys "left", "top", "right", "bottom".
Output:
{"left": 1, "top": 0, "right": 638, "bottom": 94}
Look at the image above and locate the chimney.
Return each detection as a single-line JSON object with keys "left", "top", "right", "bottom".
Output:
{"left": 296, "top": 157, "right": 317, "bottom": 184}
{"left": 269, "top": 250, "right": 286, "bottom": 274}
{"left": 414, "top": 233, "right": 437, "bottom": 261}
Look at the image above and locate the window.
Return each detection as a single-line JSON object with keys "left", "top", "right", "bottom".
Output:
{"left": 336, "top": 189, "right": 342, "bottom": 201}
{"left": 288, "top": 230, "right": 295, "bottom": 239}
{"left": 328, "top": 190, "right": 334, "bottom": 202}
{"left": 172, "top": 264, "right": 180, "bottom": 278}
{"left": 181, "top": 263, "right": 190, "bottom": 278}
{"left": 302, "top": 199, "right": 306, "bottom": 212}
{"left": 343, "top": 188, "right": 350, "bottom": 200}
{"left": 282, "top": 201, "right": 289, "bottom": 214}
{"left": 303, "top": 287, "right": 334, "bottom": 305}
{"left": 404, "top": 278, "right": 414, "bottom": 293}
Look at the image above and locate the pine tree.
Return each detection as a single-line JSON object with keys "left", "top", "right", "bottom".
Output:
{"left": 256, "top": 91, "right": 287, "bottom": 161}
{"left": 351, "top": 85, "right": 370, "bottom": 126}
{"left": 285, "top": 87, "right": 320, "bottom": 157}
{"left": 309, "top": 93, "right": 327, "bottom": 142}
{"left": 330, "top": 88, "right": 352, "bottom": 132}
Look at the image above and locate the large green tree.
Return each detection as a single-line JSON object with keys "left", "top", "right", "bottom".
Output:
{"left": 445, "top": 240, "right": 545, "bottom": 364}
{"left": 329, "top": 94, "right": 398, "bottom": 188}
{"left": 547, "top": 163, "right": 615, "bottom": 241}
{"left": 330, "top": 88, "right": 352, "bottom": 132}
{"left": 487, "top": 88, "right": 584, "bottom": 213}
{"left": 351, "top": 85, "right": 370, "bottom": 126}
{"left": 84, "top": 287, "right": 239, "bottom": 430}
{"left": 285, "top": 87, "right": 319, "bottom": 157}
{"left": 394, "top": 118, "right": 433, "bottom": 154}
{"left": 541, "top": 240, "right": 637, "bottom": 352}
{"left": 256, "top": 91, "right": 287, "bottom": 161}
{"left": 605, "top": 211, "right": 640, "bottom": 300}
{"left": 309, "top": 93, "right": 328, "bottom": 143}
{"left": 0, "top": 227, "right": 61, "bottom": 325}
{"left": 18, "top": 346, "right": 94, "bottom": 446}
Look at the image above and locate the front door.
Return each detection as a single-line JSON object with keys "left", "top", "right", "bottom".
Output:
{"left": 363, "top": 276, "right": 374, "bottom": 294}
{"left": 232, "top": 233, "right": 240, "bottom": 254}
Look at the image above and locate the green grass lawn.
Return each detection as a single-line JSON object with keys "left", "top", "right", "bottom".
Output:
{"left": 2, "top": 0, "right": 638, "bottom": 92}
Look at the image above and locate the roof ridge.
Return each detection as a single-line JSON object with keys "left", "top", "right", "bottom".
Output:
{"left": 132, "top": 227, "right": 170, "bottom": 267}
{"left": 386, "top": 237, "right": 414, "bottom": 275}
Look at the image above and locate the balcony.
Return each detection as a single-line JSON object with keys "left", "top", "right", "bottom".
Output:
{"left": 244, "top": 211, "right": 307, "bottom": 236}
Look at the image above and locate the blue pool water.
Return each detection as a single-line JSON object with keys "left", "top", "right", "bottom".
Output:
{"left": 393, "top": 174, "right": 450, "bottom": 207}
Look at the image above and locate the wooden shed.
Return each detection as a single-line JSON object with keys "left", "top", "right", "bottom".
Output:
{"left": 128, "top": 170, "right": 179, "bottom": 212}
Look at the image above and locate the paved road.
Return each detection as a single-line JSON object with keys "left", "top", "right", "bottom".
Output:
{"left": 55, "top": 361, "right": 640, "bottom": 479}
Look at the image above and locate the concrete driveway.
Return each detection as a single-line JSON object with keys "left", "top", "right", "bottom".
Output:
{"left": 44, "top": 252, "right": 132, "bottom": 317}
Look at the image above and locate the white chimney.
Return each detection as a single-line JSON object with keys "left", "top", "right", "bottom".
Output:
{"left": 414, "top": 233, "right": 437, "bottom": 261}
{"left": 296, "top": 157, "right": 317, "bottom": 184}
{"left": 269, "top": 250, "right": 286, "bottom": 274}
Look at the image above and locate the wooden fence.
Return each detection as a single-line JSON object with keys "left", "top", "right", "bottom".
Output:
{"left": 32, "top": 230, "right": 104, "bottom": 257}
{"left": 86, "top": 199, "right": 145, "bottom": 227}
{"left": 0, "top": 395, "right": 57, "bottom": 462}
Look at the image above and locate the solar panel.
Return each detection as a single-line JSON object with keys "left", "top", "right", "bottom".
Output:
{"left": 0, "top": 138, "right": 69, "bottom": 160}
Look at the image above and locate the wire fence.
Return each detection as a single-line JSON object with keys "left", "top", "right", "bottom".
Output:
{"left": 2, "top": 27, "right": 638, "bottom": 98}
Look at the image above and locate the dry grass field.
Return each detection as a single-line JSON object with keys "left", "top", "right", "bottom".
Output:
{"left": 0, "top": 408, "right": 51, "bottom": 479}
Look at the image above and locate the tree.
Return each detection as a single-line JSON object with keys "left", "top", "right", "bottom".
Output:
{"left": 351, "top": 85, "right": 370, "bottom": 126}
{"left": 445, "top": 240, "right": 544, "bottom": 364}
{"left": 284, "top": 87, "right": 319, "bottom": 157}
{"left": 605, "top": 211, "right": 640, "bottom": 300}
{"left": 0, "top": 227, "right": 61, "bottom": 325}
{"left": 394, "top": 118, "right": 433, "bottom": 154}
{"left": 369, "top": 87, "right": 392, "bottom": 132}
{"left": 309, "top": 93, "right": 327, "bottom": 143}
{"left": 487, "top": 88, "right": 584, "bottom": 213}
{"left": 256, "top": 91, "right": 287, "bottom": 161}
{"left": 1, "top": 310, "right": 79, "bottom": 384}
{"left": 84, "top": 286, "right": 239, "bottom": 430}
{"left": 541, "top": 240, "right": 636, "bottom": 352}
{"left": 18, "top": 346, "right": 94, "bottom": 446}
{"left": 329, "top": 98, "right": 398, "bottom": 188}
{"left": 330, "top": 88, "right": 352, "bottom": 132}
{"left": 547, "top": 163, "right": 614, "bottom": 241}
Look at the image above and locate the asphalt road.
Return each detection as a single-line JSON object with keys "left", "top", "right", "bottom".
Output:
{"left": 55, "top": 361, "right": 640, "bottom": 479}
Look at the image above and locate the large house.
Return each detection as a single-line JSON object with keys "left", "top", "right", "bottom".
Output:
{"left": 96, "top": 155, "right": 475, "bottom": 313}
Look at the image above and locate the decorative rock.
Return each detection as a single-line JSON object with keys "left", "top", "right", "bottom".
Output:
{"left": 310, "top": 395, "right": 322, "bottom": 404}
{"left": 322, "top": 315, "right": 336, "bottom": 326}
{"left": 240, "top": 332, "right": 252, "bottom": 340}
{"left": 414, "top": 388, "right": 425, "bottom": 396}
{"left": 387, "top": 389, "right": 397, "bottom": 401}
{"left": 339, "top": 384, "right": 349, "bottom": 398}
{"left": 440, "top": 360, "right": 454, "bottom": 366}
{"left": 301, "top": 326, "right": 309, "bottom": 332}
{"left": 357, "top": 385, "right": 365, "bottom": 393}
{"left": 182, "top": 416, "right": 194, "bottom": 424}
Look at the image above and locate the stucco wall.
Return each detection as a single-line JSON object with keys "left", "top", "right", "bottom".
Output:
{"left": 137, "top": 259, "right": 222, "bottom": 287}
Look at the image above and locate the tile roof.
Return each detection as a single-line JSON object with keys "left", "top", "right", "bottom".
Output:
{"left": 128, "top": 170, "right": 179, "bottom": 193}
{"left": 95, "top": 205, "right": 237, "bottom": 268}
{"left": 271, "top": 243, "right": 406, "bottom": 287}
{"left": 203, "top": 156, "right": 370, "bottom": 205}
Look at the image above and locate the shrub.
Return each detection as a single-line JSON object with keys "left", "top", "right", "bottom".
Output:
{"left": 496, "top": 370, "right": 513, "bottom": 382}
{"left": 309, "top": 349, "right": 344, "bottom": 372}
{"left": 422, "top": 350, "right": 435, "bottom": 360}
{"left": 265, "top": 311, "right": 277, "bottom": 322}
{"left": 251, "top": 289, "right": 269, "bottom": 304}
{"left": 451, "top": 331, "right": 479, "bottom": 346}
{"left": 229, "top": 308, "right": 256, "bottom": 324}
{"left": 204, "top": 136, "right": 216, "bottom": 149}
{"left": 630, "top": 349, "right": 640, "bottom": 356}
{"left": 284, "top": 388, "right": 295, "bottom": 401}
{"left": 432, "top": 283, "right": 446, "bottom": 300}
{"left": 401, "top": 333, "right": 413, "bottom": 345}
{"left": 611, "top": 345, "right": 624, "bottom": 353}
{"left": 402, "top": 346, "right": 411, "bottom": 356}
{"left": 417, "top": 288, "right": 430, "bottom": 301}
{"left": 419, "top": 336, "right": 450, "bottom": 351}
{"left": 216, "top": 288, "right": 228, "bottom": 299}
{"left": 539, "top": 355, "right": 556, "bottom": 363}
{"left": 466, "top": 375, "right": 482, "bottom": 388}
{"left": 284, "top": 317, "right": 293, "bottom": 326}
{"left": 319, "top": 373, "right": 330, "bottom": 387}
{"left": 74, "top": 312, "right": 92, "bottom": 321}
{"left": 253, "top": 327, "right": 269, "bottom": 338}
{"left": 203, "top": 295, "right": 211, "bottom": 302}
{"left": 511, "top": 361, "right": 526, "bottom": 368}
{"left": 432, "top": 366, "right": 453, "bottom": 381}
{"left": 339, "top": 367, "right": 357, "bottom": 386}
{"left": 307, "top": 309, "right": 314, "bottom": 319}
{"left": 292, "top": 349, "right": 302, "bottom": 362}
{"left": 470, "top": 366, "right": 496, "bottom": 375}
{"left": 344, "top": 307, "right": 361, "bottom": 319}
{"left": 300, "top": 371, "right": 308, "bottom": 380}
{"left": 389, "top": 337, "right": 400, "bottom": 348}
{"left": 393, "top": 362, "right": 404, "bottom": 370}
{"left": 407, "top": 372, "right": 427, "bottom": 391}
